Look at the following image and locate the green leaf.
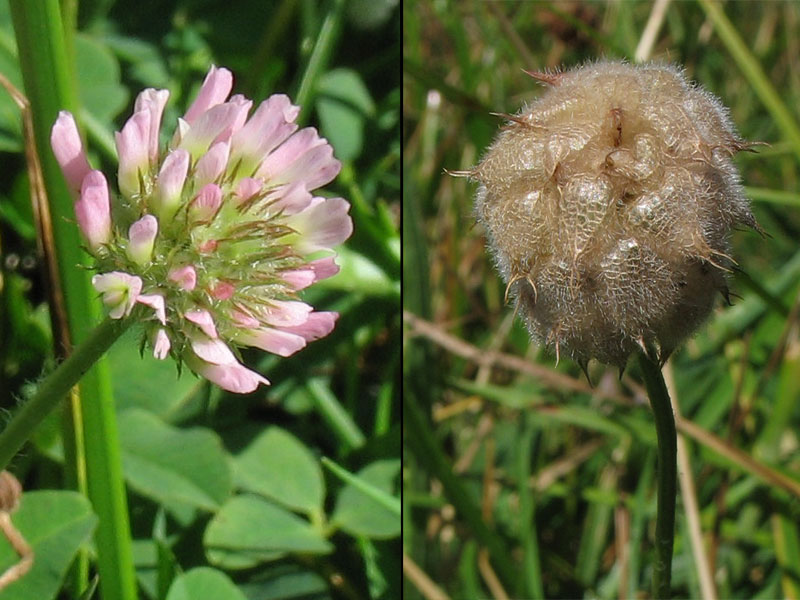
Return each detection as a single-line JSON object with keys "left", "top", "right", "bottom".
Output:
{"left": 109, "top": 328, "right": 202, "bottom": 420}
{"left": 331, "top": 460, "right": 401, "bottom": 539}
{"left": 74, "top": 33, "right": 128, "bottom": 125}
{"left": 101, "top": 33, "right": 170, "bottom": 88}
{"left": 316, "top": 68, "right": 375, "bottom": 161}
{"left": 118, "top": 408, "right": 232, "bottom": 512}
{"left": 166, "top": 567, "right": 247, "bottom": 600}
{"left": 234, "top": 426, "right": 324, "bottom": 515}
{"left": 346, "top": 0, "right": 398, "bottom": 30}
{"left": 236, "top": 564, "right": 327, "bottom": 600}
{"left": 204, "top": 495, "right": 332, "bottom": 569}
{"left": 0, "top": 491, "right": 97, "bottom": 600}
{"left": 131, "top": 539, "right": 159, "bottom": 600}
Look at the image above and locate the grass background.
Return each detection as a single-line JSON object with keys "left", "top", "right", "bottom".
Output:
{"left": 403, "top": 1, "right": 800, "bottom": 598}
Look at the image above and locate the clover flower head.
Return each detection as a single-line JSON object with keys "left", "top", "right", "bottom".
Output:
{"left": 51, "top": 66, "right": 353, "bottom": 393}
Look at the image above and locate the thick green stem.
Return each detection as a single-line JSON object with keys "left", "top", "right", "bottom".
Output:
{"left": 0, "top": 317, "right": 131, "bottom": 472}
{"left": 11, "top": 2, "right": 138, "bottom": 598}
{"left": 638, "top": 352, "right": 677, "bottom": 599}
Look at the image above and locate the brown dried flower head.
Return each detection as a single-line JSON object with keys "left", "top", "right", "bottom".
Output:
{"left": 470, "top": 61, "right": 759, "bottom": 370}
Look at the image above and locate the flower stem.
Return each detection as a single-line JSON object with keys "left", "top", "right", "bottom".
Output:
{"left": 637, "top": 352, "right": 677, "bottom": 599}
{"left": 0, "top": 317, "right": 131, "bottom": 472}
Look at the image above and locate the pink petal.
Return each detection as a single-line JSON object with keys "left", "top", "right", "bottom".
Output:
{"left": 76, "top": 170, "right": 112, "bottom": 251}
{"left": 189, "top": 183, "right": 223, "bottom": 223}
{"left": 168, "top": 265, "right": 197, "bottom": 291}
{"left": 281, "top": 268, "right": 315, "bottom": 291}
{"left": 279, "top": 145, "right": 340, "bottom": 191}
{"left": 172, "top": 118, "right": 190, "bottom": 147}
{"left": 194, "top": 141, "right": 230, "bottom": 187}
{"left": 223, "top": 94, "right": 252, "bottom": 140}
{"left": 92, "top": 272, "right": 142, "bottom": 319}
{"left": 179, "top": 97, "right": 252, "bottom": 160}
{"left": 230, "top": 94, "right": 300, "bottom": 176}
{"left": 127, "top": 214, "right": 158, "bottom": 265}
{"left": 256, "top": 128, "right": 341, "bottom": 191}
{"left": 281, "top": 256, "right": 340, "bottom": 290}
{"left": 92, "top": 271, "right": 141, "bottom": 294}
{"left": 116, "top": 109, "right": 152, "bottom": 197}
{"left": 153, "top": 328, "right": 171, "bottom": 359}
{"left": 258, "top": 128, "right": 322, "bottom": 172}
{"left": 268, "top": 182, "right": 313, "bottom": 215}
{"left": 232, "top": 309, "right": 260, "bottom": 328}
{"left": 137, "top": 293, "right": 167, "bottom": 325}
{"left": 236, "top": 327, "right": 306, "bottom": 357}
{"left": 153, "top": 149, "right": 190, "bottom": 220}
{"left": 210, "top": 281, "right": 235, "bottom": 300}
{"left": 279, "top": 311, "right": 337, "bottom": 342}
{"left": 308, "top": 256, "right": 341, "bottom": 281}
{"left": 280, "top": 256, "right": 340, "bottom": 290}
{"left": 185, "top": 309, "right": 219, "bottom": 338}
{"left": 187, "top": 354, "right": 269, "bottom": 393}
{"left": 288, "top": 197, "right": 353, "bottom": 254}
{"left": 183, "top": 66, "right": 233, "bottom": 125}
{"left": 190, "top": 335, "right": 237, "bottom": 365}
{"left": 234, "top": 177, "right": 263, "bottom": 204}
{"left": 134, "top": 88, "right": 170, "bottom": 165}
{"left": 198, "top": 240, "right": 218, "bottom": 254}
{"left": 259, "top": 300, "right": 313, "bottom": 327}
{"left": 51, "top": 111, "right": 91, "bottom": 196}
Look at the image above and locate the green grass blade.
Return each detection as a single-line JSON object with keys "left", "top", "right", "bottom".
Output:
{"left": 698, "top": 0, "right": 800, "bottom": 163}
{"left": 756, "top": 338, "right": 800, "bottom": 462}
{"left": 628, "top": 451, "right": 656, "bottom": 597}
{"left": 295, "top": 0, "right": 346, "bottom": 124}
{"left": 746, "top": 187, "right": 800, "bottom": 207}
{"left": 772, "top": 514, "right": 800, "bottom": 599}
{"left": 9, "top": 2, "right": 137, "bottom": 599}
{"left": 404, "top": 390, "right": 519, "bottom": 590}
{"left": 576, "top": 465, "right": 617, "bottom": 587}
{"left": 307, "top": 379, "right": 366, "bottom": 451}
{"left": 517, "top": 418, "right": 544, "bottom": 599}
{"left": 321, "top": 456, "right": 401, "bottom": 516}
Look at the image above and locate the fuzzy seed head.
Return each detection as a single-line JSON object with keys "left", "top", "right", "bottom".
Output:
{"left": 472, "top": 61, "right": 758, "bottom": 368}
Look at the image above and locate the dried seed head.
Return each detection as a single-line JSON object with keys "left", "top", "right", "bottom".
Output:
{"left": 472, "top": 61, "right": 758, "bottom": 368}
